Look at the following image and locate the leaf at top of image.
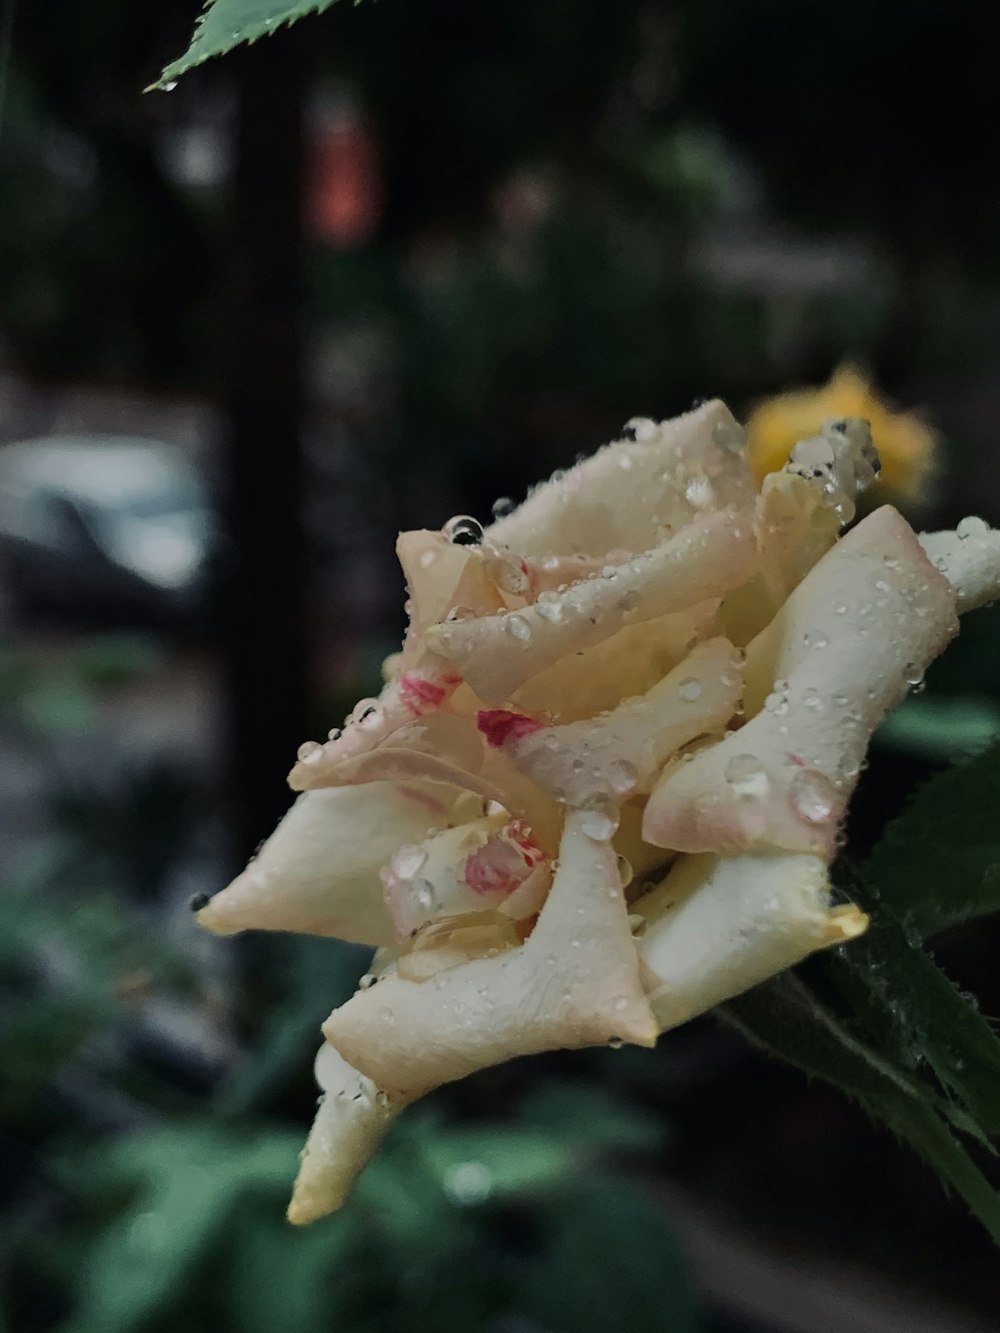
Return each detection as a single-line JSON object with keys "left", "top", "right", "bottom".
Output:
{"left": 154, "top": 0, "right": 347, "bottom": 89}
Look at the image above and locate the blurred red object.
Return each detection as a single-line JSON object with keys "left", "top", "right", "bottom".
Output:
{"left": 308, "top": 89, "right": 381, "bottom": 248}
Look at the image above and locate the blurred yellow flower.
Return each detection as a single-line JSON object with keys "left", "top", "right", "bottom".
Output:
{"left": 746, "top": 365, "right": 936, "bottom": 507}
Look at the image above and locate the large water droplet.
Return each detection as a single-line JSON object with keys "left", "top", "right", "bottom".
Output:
{"left": 608, "top": 759, "right": 639, "bottom": 795}
{"left": 297, "top": 740, "right": 322, "bottom": 762}
{"left": 789, "top": 769, "right": 836, "bottom": 823}
{"left": 678, "top": 676, "right": 703, "bottom": 702}
{"left": 506, "top": 613, "right": 533, "bottom": 641}
{"left": 724, "top": 753, "right": 769, "bottom": 797}
{"left": 443, "top": 514, "right": 484, "bottom": 546}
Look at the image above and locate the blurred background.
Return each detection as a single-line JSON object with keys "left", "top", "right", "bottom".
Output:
{"left": 3, "top": 1, "right": 1000, "bottom": 1329}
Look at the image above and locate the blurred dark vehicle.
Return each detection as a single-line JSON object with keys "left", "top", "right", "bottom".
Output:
{"left": 0, "top": 437, "right": 217, "bottom": 628}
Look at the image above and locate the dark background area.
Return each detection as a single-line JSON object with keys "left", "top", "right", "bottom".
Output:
{"left": 3, "top": 2, "right": 1000, "bottom": 1330}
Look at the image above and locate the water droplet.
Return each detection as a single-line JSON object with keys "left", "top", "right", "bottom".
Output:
{"left": 162, "top": 80, "right": 178, "bottom": 92}
{"left": 327, "top": 726, "right": 342, "bottom": 741}
{"left": 506, "top": 613, "right": 532, "bottom": 641}
{"left": 724, "top": 753, "right": 769, "bottom": 797}
{"left": 607, "top": 1036, "right": 624, "bottom": 1050}
{"left": 904, "top": 662, "right": 924, "bottom": 688}
{"left": 833, "top": 601, "right": 847, "bottom": 615}
{"left": 491, "top": 496, "right": 516, "bottom": 520}
{"left": 629, "top": 914, "right": 648, "bottom": 939}
{"left": 414, "top": 878, "right": 437, "bottom": 911}
{"left": 391, "top": 845, "right": 427, "bottom": 881}
{"left": 789, "top": 769, "right": 836, "bottom": 823}
{"left": 378, "top": 1006, "right": 394, "bottom": 1023}
{"left": 297, "top": 740, "right": 322, "bottom": 762}
{"left": 375, "top": 1090, "right": 390, "bottom": 1108}
{"left": 678, "top": 677, "right": 702, "bottom": 702}
{"left": 957, "top": 515, "right": 988, "bottom": 540}
{"left": 443, "top": 514, "right": 484, "bottom": 546}
{"left": 619, "top": 588, "right": 640, "bottom": 613}
{"left": 608, "top": 759, "right": 639, "bottom": 795}
{"left": 616, "top": 854, "right": 634, "bottom": 887}
{"left": 579, "top": 803, "right": 619, "bottom": 841}
{"left": 802, "top": 687, "right": 823, "bottom": 711}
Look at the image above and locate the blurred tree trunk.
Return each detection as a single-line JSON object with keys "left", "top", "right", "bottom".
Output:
{"left": 220, "top": 31, "right": 311, "bottom": 863}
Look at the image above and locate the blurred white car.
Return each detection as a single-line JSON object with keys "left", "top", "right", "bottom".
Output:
{"left": 0, "top": 436, "right": 218, "bottom": 626}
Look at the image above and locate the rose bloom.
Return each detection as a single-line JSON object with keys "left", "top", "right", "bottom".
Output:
{"left": 196, "top": 401, "right": 1000, "bottom": 1223}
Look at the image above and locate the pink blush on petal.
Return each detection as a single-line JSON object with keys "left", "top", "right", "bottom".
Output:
{"left": 476, "top": 709, "right": 543, "bottom": 748}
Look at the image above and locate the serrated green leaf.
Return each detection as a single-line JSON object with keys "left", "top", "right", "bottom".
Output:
{"left": 525, "top": 1175, "right": 699, "bottom": 1333}
{"left": 722, "top": 973, "right": 1000, "bottom": 1244}
{"left": 825, "top": 911, "right": 1000, "bottom": 1139}
{"left": 864, "top": 742, "right": 1000, "bottom": 935}
{"left": 155, "top": 0, "right": 347, "bottom": 89}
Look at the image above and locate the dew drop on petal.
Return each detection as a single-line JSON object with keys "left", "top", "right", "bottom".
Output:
{"left": 607, "top": 1036, "right": 624, "bottom": 1050}
{"left": 297, "top": 740, "right": 322, "bottom": 762}
{"left": 678, "top": 677, "right": 702, "bottom": 702}
{"left": 358, "top": 973, "right": 376, "bottom": 991}
{"left": 445, "top": 1160, "right": 493, "bottom": 1206}
{"left": 391, "top": 845, "right": 427, "bottom": 881}
{"left": 789, "top": 769, "right": 837, "bottom": 824}
{"left": 506, "top": 613, "right": 533, "bottom": 641}
{"left": 608, "top": 759, "right": 639, "bottom": 795}
{"left": 579, "top": 801, "right": 619, "bottom": 841}
{"left": 443, "top": 514, "right": 484, "bottom": 546}
{"left": 491, "top": 496, "right": 516, "bottom": 520}
{"left": 724, "top": 753, "right": 769, "bottom": 797}
{"left": 414, "top": 878, "right": 437, "bottom": 911}
{"left": 616, "top": 854, "right": 634, "bottom": 887}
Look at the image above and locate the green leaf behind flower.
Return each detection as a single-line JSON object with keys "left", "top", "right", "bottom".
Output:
{"left": 865, "top": 741, "right": 1000, "bottom": 935}
{"left": 722, "top": 973, "right": 1000, "bottom": 1244}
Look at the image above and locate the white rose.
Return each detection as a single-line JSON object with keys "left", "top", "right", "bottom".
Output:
{"left": 195, "top": 400, "right": 1000, "bottom": 1223}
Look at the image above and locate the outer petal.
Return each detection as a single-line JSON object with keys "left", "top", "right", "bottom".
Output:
{"left": 635, "top": 852, "right": 867, "bottom": 1031}
{"left": 196, "top": 783, "right": 453, "bottom": 945}
{"left": 487, "top": 399, "right": 754, "bottom": 557}
{"left": 642, "top": 506, "right": 959, "bottom": 860}
{"left": 322, "top": 812, "right": 657, "bottom": 1101}
{"left": 919, "top": 518, "right": 1000, "bottom": 613}
{"left": 427, "top": 509, "right": 755, "bottom": 705}
{"left": 287, "top": 1043, "right": 402, "bottom": 1225}
{"left": 491, "top": 637, "right": 742, "bottom": 807}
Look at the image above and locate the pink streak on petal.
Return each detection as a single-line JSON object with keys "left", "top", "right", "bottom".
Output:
{"left": 476, "top": 710, "right": 544, "bottom": 748}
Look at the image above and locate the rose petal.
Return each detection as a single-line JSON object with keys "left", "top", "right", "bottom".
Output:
{"left": 642, "top": 506, "right": 959, "bottom": 859}
{"left": 636, "top": 852, "right": 867, "bottom": 1030}
{"left": 487, "top": 399, "right": 754, "bottom": 557}
{"left": 290, "top": 704, "right": 564, "bottom": 855}
{"left": 381, "top": 815, "right": 550, "bottom": 938}
{"left": 427, "top": 509, "right": 756, "bottom": 705}
{"left": 721, "top": 471, "right": 839, "bottom": 646}
{"left": 287, "top": 1043, "right": 401, "bottom": 1225}
{"left": 397, "top": 530, "right": 506, "bottom": 636}
{"left": 511, "top": 601, "right": 719, "bottom": 723}
{"left": 396, "top": 911, "right": 522, "bottom": 982}
{"left": 919, "top": 518, "right": 1000, "bottom": 613}
{"left": 494, "top": 637, "right": 742, "bottom": 808}
{"left": 196, "top": 783, "right": 453, "bottom": 945}
{"left": 322, "top": 811, "right": 657, "bottom": 1101}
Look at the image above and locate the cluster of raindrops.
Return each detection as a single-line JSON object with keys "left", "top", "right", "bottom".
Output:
{"left": 785, "top": 418, "right": 881, "bottom": 526}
